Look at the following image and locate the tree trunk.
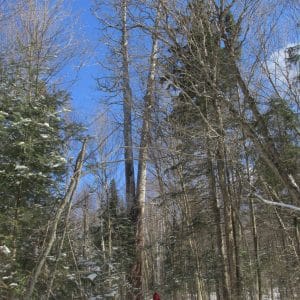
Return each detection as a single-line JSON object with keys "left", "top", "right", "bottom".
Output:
{"left": 231, "top": 203, "right": 242, "bottom": 299}
{"left": 207, "top": 154, "right": 230, "bottom": 300}
{"left": 213, "top": 98, "right": 236, "bottom": 298}
{"left": 177, "top": 164, "right": 207, "bottom": 300}
{"left": 45, "top": 198, "right": 74, "bottom": 300}
{"left": 12, "top": 190, "right": 21, "bottom": 260}
{"left": 131, "top": 6, "right": 160, "bottom": 298}
{"left": 225, "top": 51, "right": 300, "bottom": 204}
{"left": 250, "top": 196, "right": 262, "bottom": 300}
{"left": 83, "top": 191, "right": 89, "bottom": 259}
{"left": 121, "top": 0, "right": 136, "bottom": 214}
{"left": 294, "top": 217, "right": 300, "bottom": 258}
{"left": 242, "top": 127, "right": 262, "bottom": 300}
{"left": 24, "top": 140, "right": 87, "bottom": 300}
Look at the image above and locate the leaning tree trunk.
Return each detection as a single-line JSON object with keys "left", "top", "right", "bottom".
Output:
{"left": 226, "top": 48, "right": 300, "bottom": 204}
{"left": 24, "top": 140, "right": 87, "bottom": 300}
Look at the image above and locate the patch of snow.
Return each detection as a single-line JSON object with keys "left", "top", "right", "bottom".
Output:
{"left": 37, "top": 122, "right": 51, "bottom": 128}
{"left": 288, "top": 174, "right": 299, "bottom": 189}
{"left": 0, "top": 111, "right": 9, "bottom": 116}
{"left": 0, "top": 245, "right": 11, "bottom": 255}
{"left": 18, "top": 142, "right": 25, "bottom": 146}
{"left": 87, "top": 273, "right": 97, "bottom": 281}
{"left": 209, "top": 292, "right": 217, "bottom": 300}
{"left": 104, "top": 291, "right": 118, "bottom": 297}
{"left": 40, "top": 134, "right": 49, "bottom": 139}
{"left": 15, "top": 164, "right": 28, "bottom": 171}
{"left": 52, "top": 163, "right": 62, "bottom": 168}
{"left": 47, "top": 256, "right": 56, "bottom": 262}
{"left": 21, "top": 118, "right": 32, "bottom": 123}
{"left": 37, "top": 172, "right": 47, "bottom": 178}
{"left": 92, "top": 266, "right": 101, "bottom": 272}
{"left": 67, "top": 274, "right": 76, "bottom": 281}
{"left": 82, "top": 261, "right": 96, "bottom": 267}
{"left": 9, "top": 283, "right": 18, "bottom": 288}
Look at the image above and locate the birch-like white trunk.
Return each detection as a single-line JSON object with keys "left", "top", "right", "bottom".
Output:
{"left": 25, "top": 140, "right": 87, "bottom": 300}
{"left": 131, "top": 6, "right": 161, "bottom": 298}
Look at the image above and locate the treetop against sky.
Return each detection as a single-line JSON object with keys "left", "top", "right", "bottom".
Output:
{"left": 66, "top": 0, "right": 299, "bottom": 122}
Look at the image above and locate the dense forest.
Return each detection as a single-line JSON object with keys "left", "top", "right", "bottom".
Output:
{"left": 0, "top": 0, "right": 299, "bottom": 299}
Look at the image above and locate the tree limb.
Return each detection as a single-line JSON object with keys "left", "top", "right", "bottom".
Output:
{"left": 252, "top": 193, "right": 300, "bottom": 212}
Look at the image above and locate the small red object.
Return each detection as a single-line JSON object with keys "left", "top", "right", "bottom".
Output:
{"left": 153, "top": 292, "right": 160, "bottom": 300}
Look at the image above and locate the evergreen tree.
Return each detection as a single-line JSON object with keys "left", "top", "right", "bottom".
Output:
{"left": 256, "top": 97, "right": 299, "bottom": 191}
{"left": 90, "top": 179, "right": 134, "bottom": 298}
{"left": 0, "top": 67, "right": 77, "bottom": 296}
{"left": 159, "top": 1, "right": 241, "bottom": 297}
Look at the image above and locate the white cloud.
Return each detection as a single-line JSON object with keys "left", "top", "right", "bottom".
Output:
{"left": 267, "top": 43, "right": 299, "bottom": 88}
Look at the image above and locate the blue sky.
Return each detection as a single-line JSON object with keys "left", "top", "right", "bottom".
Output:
{"left": 66, "top": 1, "right": 128, "bottom": 198}
{"left": 66, "top": 0, "right": 152, "bottom": 124}
{"left": 64, "top": 0, "right": 299, "bottom": 199}
{"left": 67, "top": 0, "right": 103, "bottom": 123}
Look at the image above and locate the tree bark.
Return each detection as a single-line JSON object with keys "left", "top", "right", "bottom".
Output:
{"left": 121, "top": 0, "right": 136, "bottom": 214}
{"left": 207, "top": 153, "right": 230, "bottom": 300}
{"left": 294, "top": 217, "right": 300, "bottom": 258}
{"left": 83, "top": 191, "right": 89, "bottom": 259}
{"left": 24, "top": 140, "right": 87, "bottom": 300}
{"left": 212, "top": 97, "right": 236, "bottom": 299}
{"left": 131, "top": 5, "right": 161, "bottom": 298}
